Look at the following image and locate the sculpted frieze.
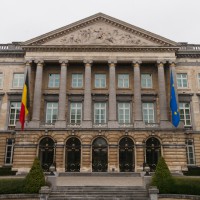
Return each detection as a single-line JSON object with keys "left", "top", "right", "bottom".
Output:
{"left": 45, "top": 23, "right": 156, "bottom": 46}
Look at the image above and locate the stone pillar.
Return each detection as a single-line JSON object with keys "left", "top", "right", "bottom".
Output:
{"left": 108, "top": 60, "right": 118, "bottom": 128}
{"left": 55, "top": 60, "right": 68, "bottom": 128}
{"left": 133, "top": 61, "right": 145, "bottom": 128}
{"left": 82, "top": 60, "right": 92, "bottom": 128}
{"left": 157, "top": 61, "right": 171, "bottom": 128}
{"left": 30, "top": 60, "right": 44, "bottom": 128}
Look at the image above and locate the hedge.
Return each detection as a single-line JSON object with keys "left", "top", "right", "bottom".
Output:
{"left": 0, "top": 167, "right": 17, "bottom": 176}
{"left": 0, "top": 178, "right": 25, "bottom": 194}
{"left": 171, "top": 177, "right": 200, "bottom": 195}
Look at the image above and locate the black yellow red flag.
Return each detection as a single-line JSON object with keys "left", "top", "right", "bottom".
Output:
{"left": 19, "top": 73, "right": 29, "bottom": 130}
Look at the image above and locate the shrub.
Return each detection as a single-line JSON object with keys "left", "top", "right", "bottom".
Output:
{"left": 151, "top": 157, "right": 174, "bottom": 193}
{"left": 0, "top": 178, "right": 25, "bottom": 194}
{"left": 24, "top": 157, "right": 45, "bottom": 193}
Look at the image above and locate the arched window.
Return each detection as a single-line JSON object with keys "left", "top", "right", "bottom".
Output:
{"left": 65, "top": 137, "right": 81, "bottom": 172}
{"left": 39, "top": 137, "right": 55, "bottom": 171}
{"left": 145, "top": 137, "right": 161, "bottom": 171}
{"left": 119, "top": 137, "right": 135, "bottom": 172}
{"left": 92, "top": 137, "right": 108, "bottom": 172}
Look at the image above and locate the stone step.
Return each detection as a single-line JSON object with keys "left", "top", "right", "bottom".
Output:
{"left": 58, "top": 172, "right": 141, "bottom": 177}
{"left": 49, "top": 197, "right": 148, "bottom": 200}
{"left": 54, "top": 186, "right": 145, "bottom": 191}
{"left": 49, "top": 186, "right": 149, "bottom": 200}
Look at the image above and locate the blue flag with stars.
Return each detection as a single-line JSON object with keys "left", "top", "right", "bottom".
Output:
{"left": 170, "top": 71, "right": 180, "bottom": 127}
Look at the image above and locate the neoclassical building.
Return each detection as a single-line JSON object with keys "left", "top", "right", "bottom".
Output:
{"left": 0, "top": 13, "right": 200, "bottom": 174}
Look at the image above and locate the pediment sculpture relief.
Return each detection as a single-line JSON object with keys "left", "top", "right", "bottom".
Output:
{"left": 45, "top": 23, "right": 156, "bottom": 46}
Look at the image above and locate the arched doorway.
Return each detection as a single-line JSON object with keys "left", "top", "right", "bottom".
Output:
{"left": 146, "top": 137, "right": 161, "bottom": 171}
{"left": 119, "top": 137, "right": 135, "bottom": 172}
{"left": 92, "top": 137, "right": 108, "bottom": 172}
{"left": 39, "top": 137, "right": 55, "bottom": 171}
{"left": 65, "top": 137, "right": 81, "bottom": 172}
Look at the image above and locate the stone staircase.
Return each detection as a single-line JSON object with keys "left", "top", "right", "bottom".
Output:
{"left": 49, "top": 186, "right": 149, "bottom": 200}
{"left": 47, "top": 172, "right": 150, "bottom": 200}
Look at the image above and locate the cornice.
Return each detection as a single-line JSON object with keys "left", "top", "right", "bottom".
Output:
{"left": 0, "top": 52, "right": 24, "bottom": 58}
{"left": 22, "top": 45, "right": 179, "bottom": 52}
{"left": 176, "top": 52, "right": 200, "bottom": 58}
{"left": 22, "top": 13, "right": 178, "bottom": 47}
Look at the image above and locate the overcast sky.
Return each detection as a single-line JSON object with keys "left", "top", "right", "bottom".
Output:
{"left": 1, "top": 0, "right": 200, "bottom": 44}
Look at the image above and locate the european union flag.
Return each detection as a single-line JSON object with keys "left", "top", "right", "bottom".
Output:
{"left": 170, "top": 71, "right": 180, "bottom": 127}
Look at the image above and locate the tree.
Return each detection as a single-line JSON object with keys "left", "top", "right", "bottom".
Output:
{"left": 24, "top": 157, "right": 45, "bottom": 193}
{"left": 151, "top": 157, "right": 174, "bottom": 193}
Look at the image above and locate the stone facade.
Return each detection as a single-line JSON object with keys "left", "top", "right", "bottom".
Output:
{"left": 0, "top": 13, "right": 200, "bottom": 174}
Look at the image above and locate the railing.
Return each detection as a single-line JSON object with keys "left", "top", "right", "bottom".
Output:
{"left": 0, "top": 43, "right": 23, "bottom": 51}
{"left": 179, "top": 43, "right": 200, "bottom": 51}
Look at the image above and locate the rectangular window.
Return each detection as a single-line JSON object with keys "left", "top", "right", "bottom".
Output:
{"left": 118, "top": 74, "right": 129, "bottom": 88}
{"left": 118, "top": 103, "right": 130, "bottom": 124}
{"left": 0, "top": 73, "right": 3, "bottom": 88}
{"left": 72, "top": 74, "right": 83, "bottom": 88}
{"left": 198, "top": 73, "right": 200, "bottom": 87}
{"left": 45, "top": 102, "right": 58, "bottom": 124}
{"left": 70, "top": 102, "right": 82, "bottom": 124}
{"left": 94, "top": 103, "right": 106, "bottom": 124}
{"left": 12, "top": 73, "right": 24, "bottom": 88}
{"left": 179, "top": 102, "right": 191, "bottom": 127}
{"left": 5, "top": 139, "right": 14, "bottom": 165}
{"left": 95, "top": 74, "right": 106, "bottom": 88}
{"left": 9, "top": 102, "right": 21, "bottom": 126}
{"left": 48, "top": 74, "right": 60, "bottom": 88}
{"left": 186, "top": 140, "right": 195, "bottom": 165}
{"left": 142, "top": 103, "right": 155, "bottom": 123}
{"left": 141, "top": 74, "right": 153, "bottom": 88}
{"left": 177, "top": 73, "right": 188, "bottom": 88}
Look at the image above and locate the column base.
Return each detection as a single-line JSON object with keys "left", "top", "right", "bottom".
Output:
{"left": 80, "top": 167, "right": 92, "bottom": 172}
{"left": 27, "top": 120, "right": 40, "bottom": 128}
{"left": 108, "top": 120, "right": 119, "bottom": 128}
{"left": 55, "top": 120, "right": 66, "bottom": 128}
{"left": 134, "top": 121, "right": 145, "bottom": 128}
{"left": 82, "top": 121, "right": 92, "bottom": 128}
{"left": 160, "top": 120, "right": 173, "bottom": 128}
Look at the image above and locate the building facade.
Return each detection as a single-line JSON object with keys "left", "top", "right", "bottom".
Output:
{"left": 0, "top": 13, "right": 200, "bottom": 174}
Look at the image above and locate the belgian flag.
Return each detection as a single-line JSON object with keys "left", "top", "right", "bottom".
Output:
{"left": 19, "top": 72, "right": 30, "bottom": 130}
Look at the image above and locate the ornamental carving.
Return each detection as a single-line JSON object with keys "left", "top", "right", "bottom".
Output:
{"left": 45, "top": 23, "right": 156, "bottom": 46}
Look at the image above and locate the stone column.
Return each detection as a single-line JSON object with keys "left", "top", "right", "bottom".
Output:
{"left": 55, "top": 60, "right": 68, "bottom": 128}
{"left": 82, "top": 60, "right": 92, "bottom": 128}
{"left": 108, "top": 60, "right": 118, "bottom": 128}
{"left": 30, "top": 60, "right": 44, "bottom": 128}
{"left": 157, "top": 61, "right": 171, "bottom": 128}
{"left": 133, "top": 61, "right": 145, "bottom": 128}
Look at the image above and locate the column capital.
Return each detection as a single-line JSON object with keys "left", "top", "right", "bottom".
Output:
{"left": 59, "top": 60, "right": 68, "bottom": 65}
{"left": 83, "top": 60, "right": 93, "bottom": 65}
{"left": 34, "top": 60, "right": 44, "bottom": 65}
{"left": 157, "top": 60, "right": 166, "bottom": 67}
{"left": 169, "top": 61, "right": 176, "bottom": 67}
{"left": 132, "top": 60, "right": 142, "bottom": 65}
{"left": 132, "top": 61, "right": 142, "bottom": 67}
{"left": 108, "top": 60, "right": 117, "bottom": 67}
{"left": 24, "top": 60, "right": 32, "bottom": 65}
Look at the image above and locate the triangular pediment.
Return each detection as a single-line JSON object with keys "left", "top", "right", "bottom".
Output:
{"left": 22, "top": 13, "right": 178, "bottom": 47}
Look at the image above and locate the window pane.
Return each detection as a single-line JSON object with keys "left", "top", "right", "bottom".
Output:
{"left": 12, "top": 74, "right": 24, "bottom": 88}
{"left": 72, "top": 74, "right": 83, "bottom": 88}
{"left": 45, "top": 102, "right": 58, "bottom": 124}
{"left": 48, "top": 74, "right": 60, "bottom": 88}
